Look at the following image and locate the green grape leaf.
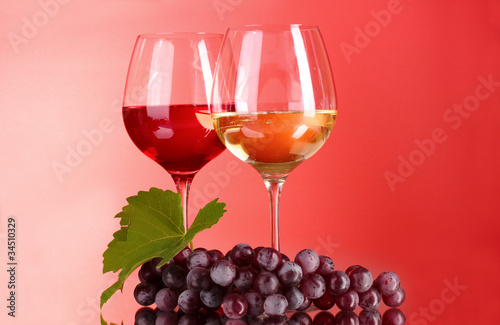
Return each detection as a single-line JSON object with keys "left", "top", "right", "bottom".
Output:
{"left": 100, "top": 187, "right": 226, "bottom": 308}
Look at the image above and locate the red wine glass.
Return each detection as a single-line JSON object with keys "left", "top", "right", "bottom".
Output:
{"left": 211, "top": 25, "right": 337, "bottom": 250}
{"left": 123, "top": 33, "right": 225, "bottom": 232}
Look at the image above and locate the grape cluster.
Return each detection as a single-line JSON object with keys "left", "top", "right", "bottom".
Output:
{"left": 135, "top": 306, "right": 405, "bottom": 325}
{"left": 133, "top": 244, "right": 406, "bottom": 325}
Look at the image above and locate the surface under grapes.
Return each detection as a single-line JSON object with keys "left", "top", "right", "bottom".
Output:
{"left": 132, "top": 244, "right": 406, "bottom": 325}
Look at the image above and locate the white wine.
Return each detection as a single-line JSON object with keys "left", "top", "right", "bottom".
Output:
{"left": 212, "top": 110, "right": 337, "bottom": 177}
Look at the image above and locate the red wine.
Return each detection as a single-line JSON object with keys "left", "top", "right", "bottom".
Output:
{"left": 123, "top": 104, "right": 225, "bottom": 176}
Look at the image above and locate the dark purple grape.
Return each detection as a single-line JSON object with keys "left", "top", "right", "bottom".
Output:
{"left": 316, "top": 256, "right": 335, "bottom": 277}
{"left": 313, "top": 291, "right": 335, "bottom": 310}
{"left": 247, "top": 316, "right": 265, "bottom": 325}
{"left": 290, "top": 311, "right": 313, "bottom": 325}
{"left": 345, "top": 265, "right": 361, "bottom": 276}
{"left": 336, "top": 289, "right": 359, "bottom": 311}
{"left": 265, "top": 316, "right": 288, "bottom": 325}
{"left": 256, "top": 247, "right": 282, "bottom": 272}
{"left": 300, "top": 273, "right": 326, "bottom": 299}
{"left": 178, "top": 312, "right": 205, "bottom": 325}
{"left": 200, "top": 284, "right": 225, "bottom": 309}
{"left": 134, "top": 282, "right": 157, "bottom": 306}
{"left": 312, "top": 311, "right": 335, "bottom": 325}
{"left": 139, "top": 258, "right": 171, "bottom": 284}
{"left": 253, "top": 271, "right": 280, "bottom": 296}
{"left": 194, "top": 247, "right": 207, "bottom": 252}
{"left": 382, "top": 308, "right": 406, "bottom": 325}
{"left": 186, "top": 267, "right": 211, "bottom": 291}
{"left": 382, "top": 287, "right": 405, "bottom": 307}
{"left": 359, "top": 309, "right": 382, "bottom": 325}
{"left": 234, "top": 266, "right": 257, "bottom": 291}
{"left": 282, "top": 286, "right": 305, "bottom": 310}
{"left": 225, "top": 319, "right": 247, "bottom": 325}
{"left": 176, "top": 309, "right": 186, "bottom": 319}
{"left": 374, "top": 271, "right": 400, "bottom": 296}
{"left": 295, "top": 296, "right": 311, "bottom": 311}
{"left": 210, "top": 260, "right": 237, "bottom": 287}
{"left": 135, "top": 306, "right": 155, "bottom": 318}
{"left": 153, "top": 256, "right": 171, "bottom": 268}
{"left": 359, "top": 287, "right": 382, "bottom": 310}
{"left": 335, "top": 311, "right": 359, "bottom": 325}
{"left": 326, "top": 270, "right": 350, "bottom": 295}
{"left": 162, "top": 264, "right": 187, "bottom": 290}
{"left": 276, "top": 261, "right": 303, "bottom": 287}
{"left": 252, "top": 246, "right": 264, "bottom": 269}
{"left": 187, "top": 250, "right": 213, "bottom": 270}
{"left": 224, "top": 249, "right": 232, "bottom": 259}
{"left": 174, "top": 247, "right": 192, "bottom": 269}
{"left": 204, "top": 311, "right": 222, "bottom": 325}
{"left": 281, "top": 253, "right": 290, "bottom": 262}
{"left": 263, "top": 294, "right": 288, "bottom": 317}
{"left": 134, "top": 307, "right": 156, "bottom": 319}
{"left": 134, "top": 307, "right": 156, "bottom": 325}
{"left": 245, "top": 291, "right": 265, "bottom": 316}
{"left": 207, "top": 249, "right": 225, "bottom": 264}
{"left": 178, "top": 289, "right": 202, "bottom": 314}
{"left": 294, "top": 249, "right": 320, "bottom": 274}
{"left": 222, "top": 292, "right": 248, "bottom": 319}
{"left": 230, "top": 243, "right": 255, "bottom": 267}
{"left": 155, "top": 287, "right": 179, "bottom": 312}
{"left": 155, "top": 310, "right": 179, "bottom": 325}
{"left": 349, "top": 267, "right": 373, "bottom": 293}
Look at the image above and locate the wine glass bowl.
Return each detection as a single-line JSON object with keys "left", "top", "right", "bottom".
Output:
{"left": 123, "top": 33, "right": 226, "bottom": 231}
{"left": 211, "top": 24, "right": 337, "bottom": 250}
{"left": 123, "top": 103, "right": 225, "bottom": 178}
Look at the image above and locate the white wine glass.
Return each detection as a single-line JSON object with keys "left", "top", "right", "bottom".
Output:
{"left": 211, "top": 24, "right": 338, "bottom": 250}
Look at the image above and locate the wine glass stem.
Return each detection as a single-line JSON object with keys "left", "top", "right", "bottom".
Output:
{"left": 173, "top": 176, "right": 193, "bottom": 233}
{"left": 263, "top": 177, "right": 286, "bottom": 252}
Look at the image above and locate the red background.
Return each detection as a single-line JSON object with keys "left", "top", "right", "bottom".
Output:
{"left": 1, "top": 0, "right": 499, "bottom": 324}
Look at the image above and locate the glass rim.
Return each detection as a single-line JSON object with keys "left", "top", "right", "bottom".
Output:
{"left": 136, "top": 32, "right": 224, "bottom": 40}
{"left": 226, "top": 24, "right": 320, "bottom": 32}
